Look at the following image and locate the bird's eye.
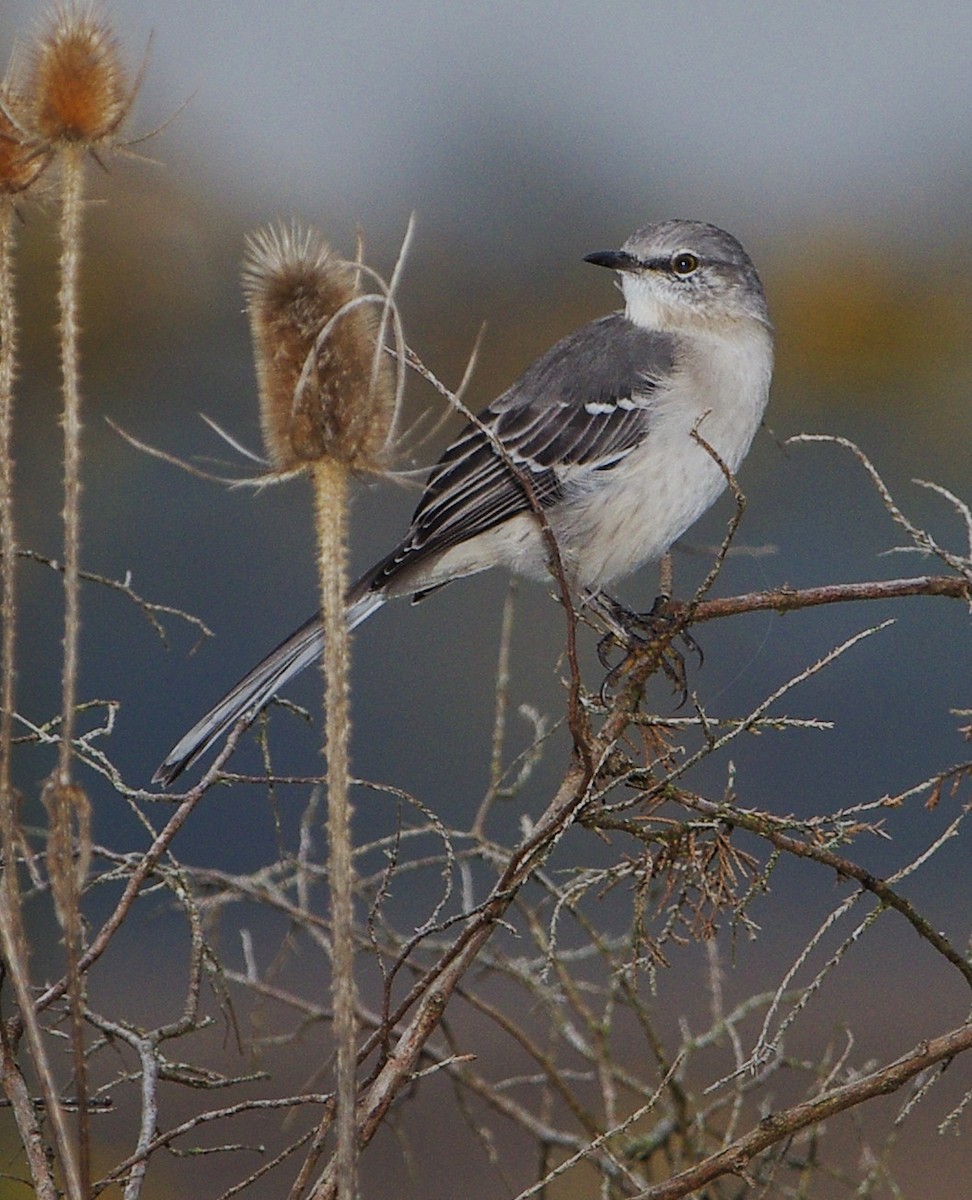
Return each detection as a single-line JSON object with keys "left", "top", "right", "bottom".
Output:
{"left": 671, "top": 251, "right": 699, "bottom": 277}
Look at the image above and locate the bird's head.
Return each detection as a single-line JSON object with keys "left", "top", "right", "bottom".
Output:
{"left": 585, "top": 219, "right": 770, "bottom": 335}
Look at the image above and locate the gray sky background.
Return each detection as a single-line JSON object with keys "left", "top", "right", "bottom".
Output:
{"left": 8, "top": 0, "right": 971, "bottom": 241}
{"left": 131, "top": 2, "right": 972, "bottom": 225}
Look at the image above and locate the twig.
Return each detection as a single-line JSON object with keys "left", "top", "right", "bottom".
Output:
{"left": 632, "top": 1020, "right": 972, "bottom": 1200}
{"left": 690, "top": 574, "right": 970, "bottom": 622}
{"left": 21, "top": 548, "right": 214, "bottom": 647}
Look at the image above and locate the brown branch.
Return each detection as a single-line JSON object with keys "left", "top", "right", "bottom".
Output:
{"left": 690, "top": 574, "right": 970, "bottom": 623}
{"left": 633, "top": 1019, "right": 972, "bottom": 1200}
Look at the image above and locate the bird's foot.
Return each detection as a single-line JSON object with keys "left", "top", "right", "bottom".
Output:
{"left": 593, "top": 593, "right": 701, "bottom": 704}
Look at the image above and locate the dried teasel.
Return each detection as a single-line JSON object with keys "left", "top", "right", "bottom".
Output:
{"left": 242, "top": 222, "right": 398, "bottom": 1199}
{"left": 0, "top": 85, "right": 48, "bottom": 195}
{"left": 28, "top": 3, "right": 132, "bottom": 148}
{"left": 242, "top": 223, "right": 395, "bottom": 475}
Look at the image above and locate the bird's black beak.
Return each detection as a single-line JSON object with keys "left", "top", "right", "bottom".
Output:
{"left": 584, "top": 249, "right": 639, "bottom": 272}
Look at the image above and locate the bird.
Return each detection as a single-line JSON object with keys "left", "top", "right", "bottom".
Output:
{"left": 154, "top": 219, "right": 773, "bottom": 786}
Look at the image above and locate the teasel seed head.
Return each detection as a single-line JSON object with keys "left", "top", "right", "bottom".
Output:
{"left": 0, "top": 83, "right": 48, "bottom": 195}
{"left": 29, "top": 3, "right": 130, "bottom": 147}
{"left": 243, "top": 222, "right": 395, "bottom": 474}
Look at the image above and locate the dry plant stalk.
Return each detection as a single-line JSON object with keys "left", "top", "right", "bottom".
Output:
{"left": 0, "top": 71, "right": 62, "bottom": 1200}
{"left": 29, "top": 1, "right": 131, "bottom": 789}
{"left": 3, "top": 8, "right": 135, "bottom": 1196}
{"left": 0, "top": 77, "right": 45, "bottom": 804}
{"left": 0, "top": 248, "right": 65, "bottom": 1198}
{"left": 243, "top": 222, "right": 393, "bottom": 1200}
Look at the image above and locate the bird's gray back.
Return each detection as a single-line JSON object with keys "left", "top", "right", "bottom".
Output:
{"left": 494, "top": 311, "right": 676, "bottom": 416}
{"left": 358, "top": 312, "right": 677, "bottom": 597}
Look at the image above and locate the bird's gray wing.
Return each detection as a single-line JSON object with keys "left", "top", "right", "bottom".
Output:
{"left": 155, "top": 314, "right": 675, "bottom": 786}
{"left": 362, "top": 313, "right": 676, "bottom": 593}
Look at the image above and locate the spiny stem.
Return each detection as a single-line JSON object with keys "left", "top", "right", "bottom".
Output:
{"left": 312, "top": 457, "right": 357, "bottom": 1200}
{"left": 0, "top": 202, "right": 17, "bottom": 801}
{"left": 58, "top": 142, "right": 84, "bottom": 785}
{"left": 0, "top": 197, "right": 63, "bottom": 1200}
{"left": 55, "top": 141, "right": 91, "bottom": 1198}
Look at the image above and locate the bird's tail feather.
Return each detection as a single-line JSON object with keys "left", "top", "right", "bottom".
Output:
{"left": 153, "top": 589, "right": 384, "bottom": 787}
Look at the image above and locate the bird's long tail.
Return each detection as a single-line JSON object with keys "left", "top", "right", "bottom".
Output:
{"left": 153, "top": 590, "right": 385, "bottom": 787}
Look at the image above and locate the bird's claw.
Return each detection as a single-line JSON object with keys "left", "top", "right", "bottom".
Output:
{"left": 595, "top": 593, "right": 701, "bottom": 705}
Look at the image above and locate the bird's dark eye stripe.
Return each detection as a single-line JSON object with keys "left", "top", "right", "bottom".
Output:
{"left": 644, "top": 254, "right": 702, "bottom": 275}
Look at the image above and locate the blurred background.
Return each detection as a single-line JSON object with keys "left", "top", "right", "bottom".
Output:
{"left": 5, "top": 1, "right": 972, "bottom": 1196}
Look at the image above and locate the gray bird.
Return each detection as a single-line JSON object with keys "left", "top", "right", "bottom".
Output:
{"left": 155, "top": 219, "right": 773, "bottom": 785}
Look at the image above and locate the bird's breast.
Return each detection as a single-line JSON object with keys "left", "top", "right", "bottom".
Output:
{"left": 554, "top": 320, "right": 773, "bottom": 588}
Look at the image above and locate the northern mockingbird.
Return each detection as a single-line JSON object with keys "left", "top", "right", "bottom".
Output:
{"left": 155, "top": 219, "right": 773, "bottom": 785}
